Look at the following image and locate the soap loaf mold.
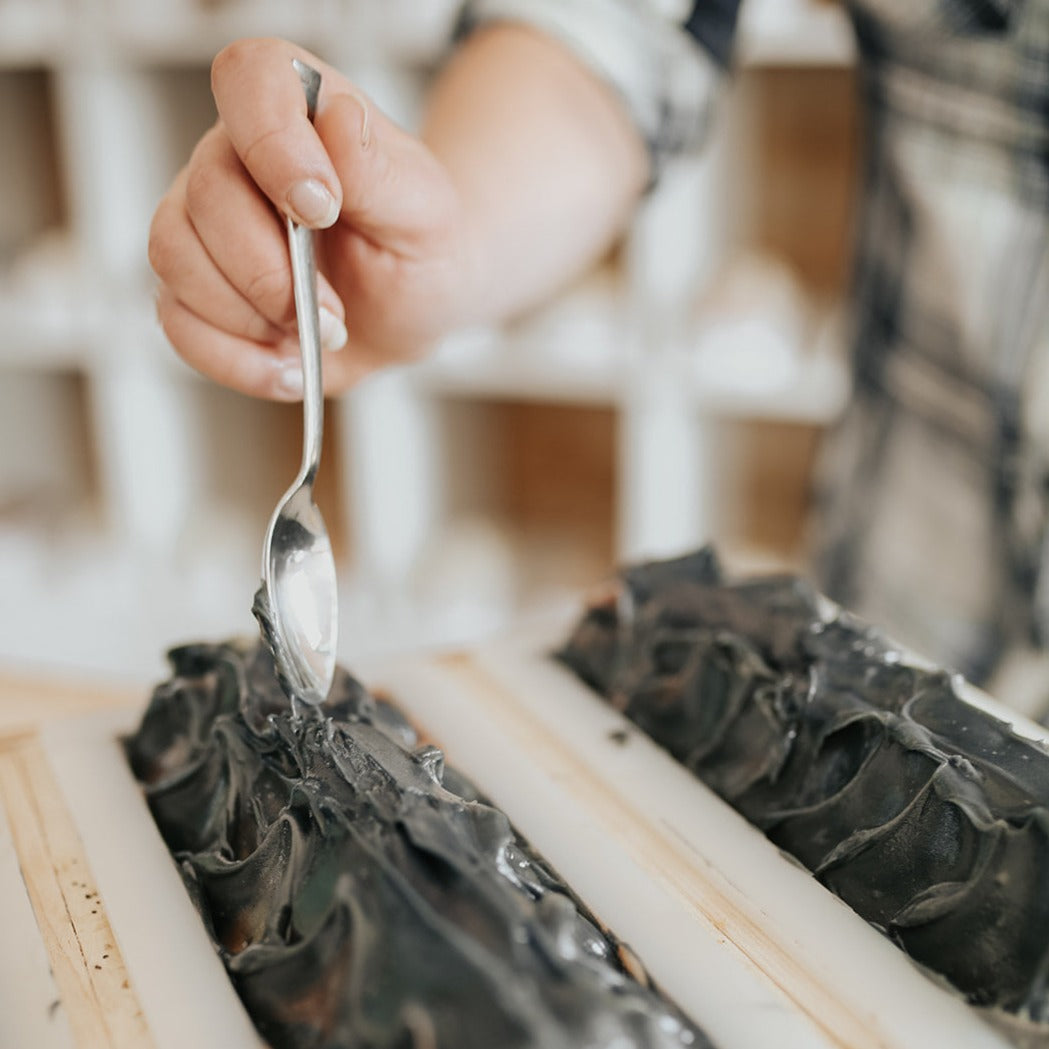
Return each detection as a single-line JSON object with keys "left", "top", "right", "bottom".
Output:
{"left": 558, "top": 547, "right": 1049, "bottom": 1024}
{"left": 127, "top": 641, "right": 708, "bottom": 1049}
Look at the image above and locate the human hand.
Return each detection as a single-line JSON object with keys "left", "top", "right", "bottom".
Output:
{"left": 149, "top": 38, "right": 473, "bottom": 400}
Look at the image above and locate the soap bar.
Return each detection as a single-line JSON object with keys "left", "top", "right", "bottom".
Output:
{"left": 558, "top": 547, "right": 1049, "bottom": 1024}
{"left": 127, "top": 641, "right": 707, "bottom": 1049}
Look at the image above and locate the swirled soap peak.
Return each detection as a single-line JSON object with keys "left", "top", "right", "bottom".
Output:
{"left": 558, "top": 546, "right": 1049, "bottom": 1026}
{"left": 127, "top": 640, "right": 708, "bottom": 1049}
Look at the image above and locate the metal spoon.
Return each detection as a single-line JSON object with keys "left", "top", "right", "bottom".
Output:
{"left": 253, "top": 58, "right": 338, "bottom": 708}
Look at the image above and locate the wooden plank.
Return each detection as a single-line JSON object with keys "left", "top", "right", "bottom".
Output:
{"left": 0, "top": 734, "right": 154, "bottom": 1049}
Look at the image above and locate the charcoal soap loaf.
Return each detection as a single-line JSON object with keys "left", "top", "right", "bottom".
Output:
{"left": 558, "top": 547, "right": 1049, "bottom": 1023}
{"left": 127, "top": 641, "right": 707, "bottom": 1049}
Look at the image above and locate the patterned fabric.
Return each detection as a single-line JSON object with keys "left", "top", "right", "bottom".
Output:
{"left": 459, "top": 0, "right": 1049, "bottom": 689}
{"left": 812, "top": 1, "right": 1049, "bottom": 686}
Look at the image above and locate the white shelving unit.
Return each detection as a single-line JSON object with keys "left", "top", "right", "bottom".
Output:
{"left": 0, "top": 0, "right": 856, "bottom": 682}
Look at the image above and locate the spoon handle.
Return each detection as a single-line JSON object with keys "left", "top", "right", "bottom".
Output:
{"left": 288, "top": 58, "right": 325, "bottom": 485}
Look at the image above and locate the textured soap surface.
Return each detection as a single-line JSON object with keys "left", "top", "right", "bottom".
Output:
{"left": 557, "top": 547, "right": 1049, "bottom": 1024}
{"left": 126, "top": 641, "right": 708, "bottom": 1049}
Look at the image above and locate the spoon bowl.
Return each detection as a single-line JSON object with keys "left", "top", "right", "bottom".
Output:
{"left": 257, "top": 484, "right": 337, "bottom": 706}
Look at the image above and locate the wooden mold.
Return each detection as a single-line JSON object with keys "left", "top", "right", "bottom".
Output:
{"left": 1, "top": 629, "right": 1036, "bottom": 1049}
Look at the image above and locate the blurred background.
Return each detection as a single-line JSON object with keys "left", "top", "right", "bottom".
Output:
{"left": 0, "top": 0, "right": 858, "bottom": 685}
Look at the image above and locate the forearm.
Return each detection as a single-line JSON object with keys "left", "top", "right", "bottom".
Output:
{"left": 422, "top": 23, "right": 649, "bottom": 327}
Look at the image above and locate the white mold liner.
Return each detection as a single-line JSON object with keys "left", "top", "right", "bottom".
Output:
{"left": 39, "top": 617, "right": 1044, "bottom": 1049}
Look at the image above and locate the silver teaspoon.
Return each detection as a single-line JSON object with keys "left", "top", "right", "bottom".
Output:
{"left": 253, "top": 58, "right": 338, "bottom": 708}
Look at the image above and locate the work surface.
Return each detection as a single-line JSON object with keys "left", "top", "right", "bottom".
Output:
{"left": 0, "top": 632, "right": 1033, "bottom": 1049}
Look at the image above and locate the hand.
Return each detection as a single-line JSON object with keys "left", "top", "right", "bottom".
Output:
{"left": 149, "top": 37, "right": 473, "bottom": 400}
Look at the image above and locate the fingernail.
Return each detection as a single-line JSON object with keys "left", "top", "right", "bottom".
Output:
{"left": 319, "top": 307, "right": 348, "bottom": 352}
{"left": 277, "top": 362, "right": 304, "bottom": 399}
{"left": 287, "top": 179, "right": 339, "bottom": 228}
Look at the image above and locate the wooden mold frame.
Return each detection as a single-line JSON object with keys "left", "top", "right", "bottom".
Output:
{"left": 3, "top": 625, "right": 1037, "bottom": 1049}
{"left": 0, "top": 697, "right": 261, "bottom": 1049}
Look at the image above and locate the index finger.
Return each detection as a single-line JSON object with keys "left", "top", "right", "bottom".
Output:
{"left": 211, "top": 37, "right": 344, "bottom": 229}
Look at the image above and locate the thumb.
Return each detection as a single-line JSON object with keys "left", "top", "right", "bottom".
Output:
{"left": 317, "top": 92, "right": 460, "bottom": 258}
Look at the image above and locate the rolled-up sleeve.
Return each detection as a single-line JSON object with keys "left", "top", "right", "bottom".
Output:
{"left": 457, "top": 0, "right": 742, "bottom": 176}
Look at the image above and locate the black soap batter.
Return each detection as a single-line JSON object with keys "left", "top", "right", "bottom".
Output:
{"left": 127, "top": 642, "right": 709, "bottom": 1049}
{"left": 558, "top": 547, "right": 1049, "bottom": 1024}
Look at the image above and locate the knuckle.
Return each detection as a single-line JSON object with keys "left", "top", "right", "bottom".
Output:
{"left": 243, "top": 310, "right": 276, "bottom": 344}
{"left": 183, "top": 149, "right": 222, "bottom": 218}
{"left": 244, "top": 265, "right": 293, "bottom": 323}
